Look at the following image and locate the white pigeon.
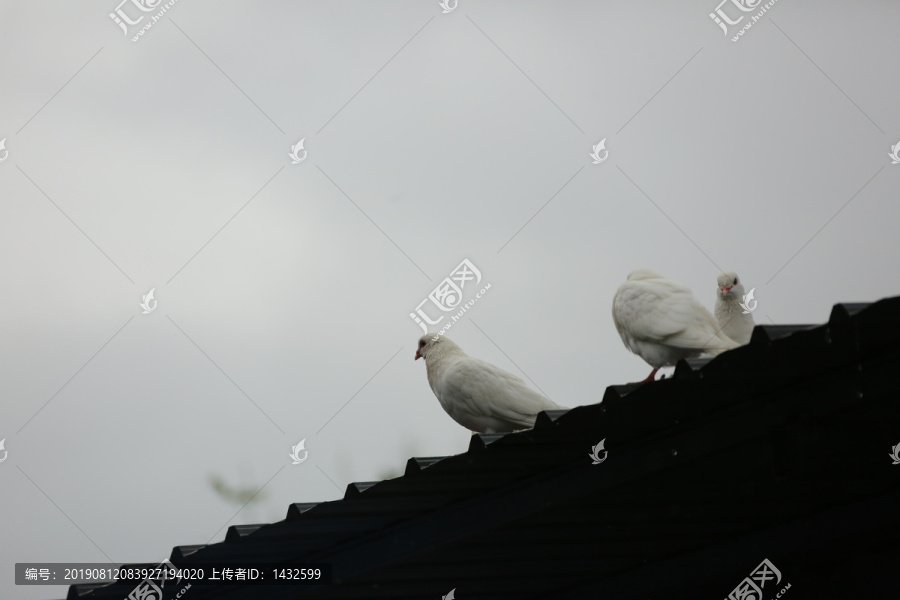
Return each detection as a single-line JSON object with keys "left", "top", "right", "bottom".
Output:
{"left": 415, "top": 334, "right": 565, "bottom": 433}
{"left": 714, "top": 271, "right": 755, "bottom": 345}
{"left": 612, "top": 269, "right": 739, "bottom": 382}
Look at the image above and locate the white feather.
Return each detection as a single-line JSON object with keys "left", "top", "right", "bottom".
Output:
{"left": 612, "top": 269, "right": 738, "bottom": 369}
{"left": 416, "top": 335, "right": 565, "bottom": 433}
{"left": 714, "top": 271, "right": 755, "bottom": 345}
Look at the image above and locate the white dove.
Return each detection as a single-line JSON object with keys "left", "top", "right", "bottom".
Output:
{"left": 714, "top": 271, "right": 755, "bottom": 345}
{"left": 415, "top": 334, "right": 565, "bottom": 433}
{"left": 612, "top": 269, "right": 739, "bottom": 383}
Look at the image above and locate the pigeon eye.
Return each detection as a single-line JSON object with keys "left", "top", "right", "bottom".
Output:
{"left": 733, "top": 278, "right": 738, "bottom": 284}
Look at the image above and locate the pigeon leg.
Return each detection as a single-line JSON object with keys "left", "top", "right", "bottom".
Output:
{"left": 635, "top": 367, "right": 659, "bottom": 384}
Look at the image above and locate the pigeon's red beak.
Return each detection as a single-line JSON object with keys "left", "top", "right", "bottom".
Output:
{"left": 721, "top": 285, "right": 732, "bottom": 294}
{"left": 415, "top": 349, "right": 421, "bottom": 360}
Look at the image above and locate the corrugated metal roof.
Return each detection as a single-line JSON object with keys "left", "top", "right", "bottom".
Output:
{"left": 65, "top": 298, "right": 900, "bottom": 599}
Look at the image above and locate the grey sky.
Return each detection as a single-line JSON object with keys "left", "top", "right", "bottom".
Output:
{"left": 1, "top": 1, "right": 898, "bottom": 597}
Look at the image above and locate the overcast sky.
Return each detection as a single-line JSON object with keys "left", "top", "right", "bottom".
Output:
{"left": 2, "top": 1, "right": 898, "bottom": 597}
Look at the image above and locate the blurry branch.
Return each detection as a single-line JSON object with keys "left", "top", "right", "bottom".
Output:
{"left": 208, "top": 473, "right": 268, "bottom": 506}
{"left": 376, "top": 466, "right": 403, "bottom": 480}
{"left": 375, "top": 437, "right": 421, "bottom": 481}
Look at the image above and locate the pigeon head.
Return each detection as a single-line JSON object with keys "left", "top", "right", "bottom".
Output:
{"left": 717, "top": 271, "right": 744, "bottom": 298}
{"left": 415, "top": 333, "right": 442, "bottom": 360}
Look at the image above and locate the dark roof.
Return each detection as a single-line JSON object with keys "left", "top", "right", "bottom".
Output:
{"left": 66, "top": 297, "right": 900, "bottom": 600}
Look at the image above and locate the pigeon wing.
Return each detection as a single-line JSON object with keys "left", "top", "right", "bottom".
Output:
{"left": 439, "top": 358, "right": 560, "bottom": 430}
{"left": 615, "top": 279, "right": 734, "bottom": 351}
